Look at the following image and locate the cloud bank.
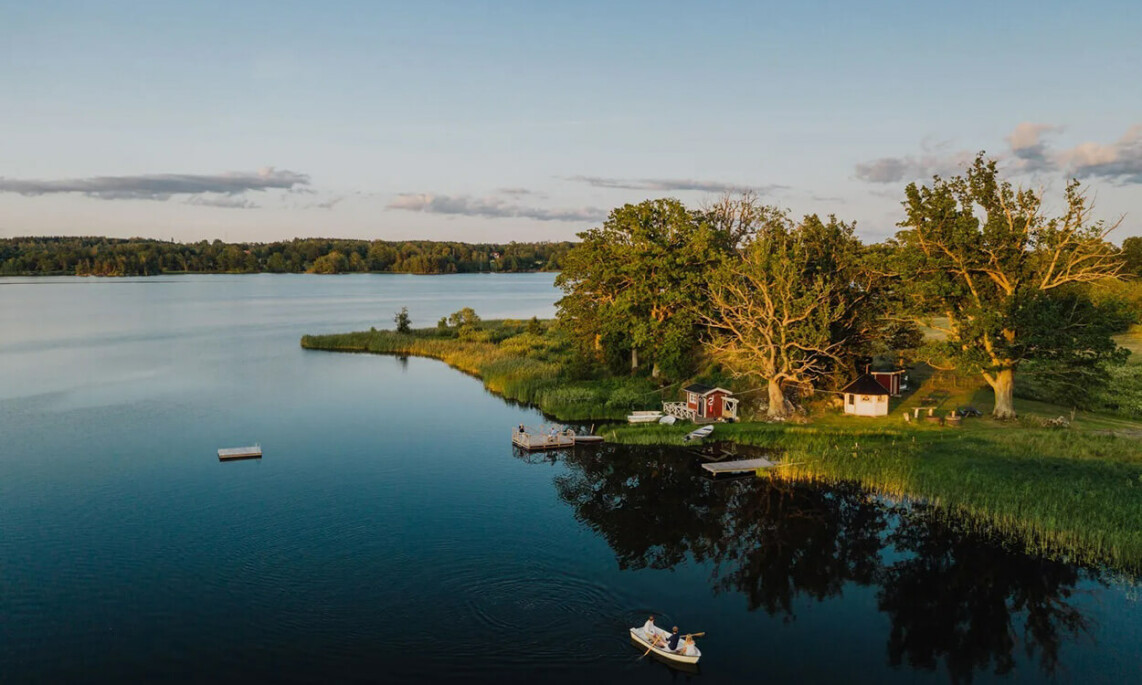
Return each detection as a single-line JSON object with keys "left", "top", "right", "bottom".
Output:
{"left": 853, "top": 151, "right": 976, "bottom": 184}
{"left": 855, "top": 123, "right": 1142, "bottom": 185}
{"left": 1062, "top": 125, "right": 1142, "bottom": 184}
{"left": 0, "top": 167, "right": 310, "bottom": 202}
{"left": 567, "top": 176, "right": 786, "bottom": 194}
{"left": 388, "top": 193, "right": 606, "bottom": 222}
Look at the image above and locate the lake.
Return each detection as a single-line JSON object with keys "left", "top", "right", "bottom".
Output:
{"left": 1, "top": 274, "right": 1138, "bottom": 683}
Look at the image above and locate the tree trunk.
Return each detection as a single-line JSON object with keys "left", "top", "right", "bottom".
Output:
{"left": 651, "top": 362, "right": 660, "bottom": 380}
{"left": 630, "top": 347, "right": 639, "bottom": 374}
{"left": 990, "top": 368, "right": 1016, "bottom": 420}
{"left": 766, "top": 378, "right": 788, "bottom": 419}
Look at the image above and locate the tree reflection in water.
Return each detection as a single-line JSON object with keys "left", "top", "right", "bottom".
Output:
{"left": 535, "top": 444, "right": 1100, "bottom": 683}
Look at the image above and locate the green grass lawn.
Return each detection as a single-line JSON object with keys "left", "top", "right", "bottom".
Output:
{"left": 1116, "top": 324, "right": 1142, "bottom": 363}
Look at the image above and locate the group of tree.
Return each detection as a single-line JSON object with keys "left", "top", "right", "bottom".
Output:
{"left": 556, "top": 155, "right": 1136, "bottom": 419}
{"left": 0, "top": 237, "right": 573, "bottom": 276}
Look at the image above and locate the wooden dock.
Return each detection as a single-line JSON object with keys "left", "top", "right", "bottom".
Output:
{"left": 701, "top": 457, "right": 777, "bottom": 476}
{"left": 513, "top": 428, "right": 575, "bottom": 451}
{"left": 218, "top": 445, "right": 262, "bottom": 460}
{"left": 512, "top": 427, "right": 604, "bottom": 451}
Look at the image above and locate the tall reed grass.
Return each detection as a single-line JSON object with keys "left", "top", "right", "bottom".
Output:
{"left": 608, "top": 422, "right": 1142, "bottom": 573}
{"left": 301, "top": 323, "right": 661, "bottom": 420}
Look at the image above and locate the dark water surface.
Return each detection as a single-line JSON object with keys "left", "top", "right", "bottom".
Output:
{"left": 1, "top": 274, "right": 1138, "bottom": 683}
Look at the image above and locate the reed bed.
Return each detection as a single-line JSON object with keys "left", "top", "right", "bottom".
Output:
{"left": 608, "top": 422, "right": 1142, "bottom": 573}
{"left": 301, "top": 324, "right": 661, "bottom": 420}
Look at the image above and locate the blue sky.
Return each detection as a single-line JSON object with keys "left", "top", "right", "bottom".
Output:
{"left": 2, "top": 0, "right": 1140, "bottom": 242}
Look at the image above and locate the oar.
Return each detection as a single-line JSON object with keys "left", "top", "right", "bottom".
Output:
{"left": 638, "top": 631, "right": 667, "bottom": 659}
{"left": 640, "top": 631, "right": 707, "bottom": 659}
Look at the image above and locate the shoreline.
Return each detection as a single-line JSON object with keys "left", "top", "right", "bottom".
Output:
{"left": 302, "top": 324, "right": 1142, "bottom": 573}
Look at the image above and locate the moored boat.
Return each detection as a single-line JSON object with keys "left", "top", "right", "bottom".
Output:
{"left": 629, "top": 626, "right": 701, "bottom": 665}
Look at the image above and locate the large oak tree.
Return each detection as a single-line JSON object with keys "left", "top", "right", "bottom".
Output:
{"left": 702, "top": 210, "right": 863, "bottom": 418}
{"left": 894, "top": 155, "right": 1124, "bottom": 419}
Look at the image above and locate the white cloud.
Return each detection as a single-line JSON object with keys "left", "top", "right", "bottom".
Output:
{"left": 0, "top": 167, "right": 310, "bottom": 201}
{"left": 387, "top": 193, "right": 606, "bottom": 222}
{"left": 566, "top": 176, "right": 787, "bottom": 194}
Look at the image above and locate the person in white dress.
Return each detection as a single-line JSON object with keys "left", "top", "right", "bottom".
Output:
{"left": 679, "top": 634, "right": 698, "bottom": 656}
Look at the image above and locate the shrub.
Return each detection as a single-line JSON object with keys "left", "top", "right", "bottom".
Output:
{"left": 394, "top": 307, "right": 411, "bottom": 334}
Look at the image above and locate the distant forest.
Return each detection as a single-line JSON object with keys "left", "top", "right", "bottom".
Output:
{"left": 0, "top": 237, "right": 575, "bottom": 276}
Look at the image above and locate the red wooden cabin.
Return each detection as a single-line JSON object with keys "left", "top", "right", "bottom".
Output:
{"left": 682, "top": 383, "right": 738, "bottom": 420}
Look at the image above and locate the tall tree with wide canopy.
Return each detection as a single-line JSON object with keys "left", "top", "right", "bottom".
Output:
{"left": 555, "top": 199, "right": 735, "bottom": 378}
{"left": 894, "top": 155, "right": 1124, "bottom": 419}
{"left": 702, "top": 210, "right": 861, "bottom": 418}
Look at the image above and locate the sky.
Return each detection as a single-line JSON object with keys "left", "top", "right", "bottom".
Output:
{"left": 2, "top": 0, "right": 1141, "bottom": 243}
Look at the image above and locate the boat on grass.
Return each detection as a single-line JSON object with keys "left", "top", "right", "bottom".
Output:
{"left": 627, "top": 410, "right": 664, "bottom": 424}
{"left": 684, "top": 425, "right": 714, "bottom": 441}
{"left": 629, "top": 626, "right": 701, "bottom": 666}
{"left": 658, "top": 415, "right": 677, "bottom": 425}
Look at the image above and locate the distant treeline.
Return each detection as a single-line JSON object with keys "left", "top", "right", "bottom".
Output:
{"left": 0, "top": 237, "right": 574, "bottom": 276}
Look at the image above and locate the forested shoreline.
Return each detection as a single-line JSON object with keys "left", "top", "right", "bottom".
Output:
{"left": 0, "top": 237, "right": 573, "bottom": 276}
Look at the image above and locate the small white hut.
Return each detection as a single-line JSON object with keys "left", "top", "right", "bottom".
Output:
{"left": 841, "top": 374, "right": 891, "bottom": 417}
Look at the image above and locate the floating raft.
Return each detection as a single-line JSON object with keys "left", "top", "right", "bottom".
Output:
{"left": 701, "top": 457, "right": 777, "bottom": 476}
{"left": 217, "top": 445, "right": 262, "bottom": 460}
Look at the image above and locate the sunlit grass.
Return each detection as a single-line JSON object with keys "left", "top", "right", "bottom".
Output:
{"left": 301, "top": 322, "right": 662, "bottom": 420}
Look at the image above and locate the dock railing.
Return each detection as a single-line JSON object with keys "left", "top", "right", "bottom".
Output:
{"left": 662, "top": 402, "right": 696, "bottom": 421}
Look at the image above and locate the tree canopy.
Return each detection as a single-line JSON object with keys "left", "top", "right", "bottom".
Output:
{"left": 0, "top": 237, "right": 573, "bottom": 276}
{"left": 703, "top": 210, "right": 866, "bottom": 418}
{"left": 555, "top": 199, "right": 738, "bottom": 379}
{"left": 892, "top": 155, "right": 1125, "bottom": 418}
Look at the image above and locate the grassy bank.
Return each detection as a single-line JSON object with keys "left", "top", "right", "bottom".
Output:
{"left": 303, "top": 320, "right": 1142, "bottom": 573}
{"left": 606, "top": 421, "right": 1142, "bottom": 573}
{"left": 301, "top": 321, "right": 663, "bottom": 421}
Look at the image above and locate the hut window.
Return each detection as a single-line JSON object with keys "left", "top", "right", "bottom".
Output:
{"left": 847, "top": 394, "right": 854, "bottom": 405}
{"left": 861, "top": 395, "right": 870, "bottom": 401}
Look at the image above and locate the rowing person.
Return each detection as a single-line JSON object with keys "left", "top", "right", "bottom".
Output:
{"left": 642, "top": 615, "right": 657, "bottom": 635}
{"left": 642, "top": 616, "right": 671, "bottom": 649}
{"left": 665, "top": 626, "right": 682, "bottom": 652}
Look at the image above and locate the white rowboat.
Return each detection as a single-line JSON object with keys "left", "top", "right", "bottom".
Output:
{"left": 627, "top": 410, "right": 664, "bottom": 424}
{"left": 629, "top": 626, "right": 701, "bottom": 665}
{"left": 684, "top": 425, "right": 714, "bottom": 441}
{"left": 658, "top": 415, "right": 677, "bottom": 425}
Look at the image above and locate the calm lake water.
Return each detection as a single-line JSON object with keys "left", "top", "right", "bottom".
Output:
{"left": 1, "top": 274, "right": 1138, "bottom": 683}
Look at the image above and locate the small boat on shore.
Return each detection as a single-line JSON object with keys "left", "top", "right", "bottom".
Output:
{"left": 627, "top": 410, "right": 664, "bottom": 424}
{"left": 658, "top": 415, "right": 677, "bottom": 425}
{"left": 629, "top": 626, "right": 701, "bottom": 666}
{"left": 684, "top": 425, "right": 714, "bottom": 441}
{"left": 572, "top": 434, "right": 605, "bottom": 445}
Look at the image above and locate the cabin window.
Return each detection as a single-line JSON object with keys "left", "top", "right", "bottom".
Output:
{"left": 861, "top": 395, "right": 870, "bottom": 402}
{"left": 847, "top": 394, "right": 854, "bottom": 405}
